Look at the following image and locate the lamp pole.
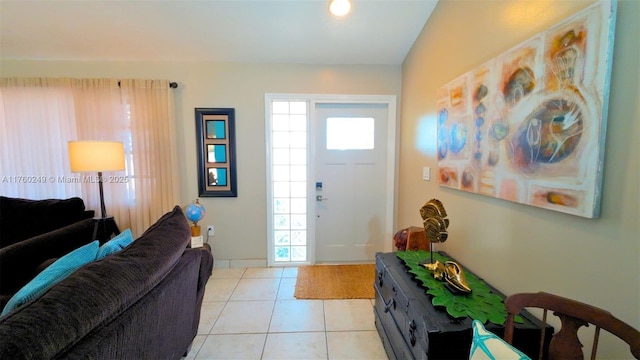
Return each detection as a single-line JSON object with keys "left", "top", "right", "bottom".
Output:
{"left": 98, "top": 171, "right": 107, "bottom": 219}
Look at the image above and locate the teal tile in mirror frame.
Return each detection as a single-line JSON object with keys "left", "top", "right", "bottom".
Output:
{"left": 206, "top": 120, "right": 226, "bottom": 139}
{"left": 207, "top": 168, "right": 228, "bottom": 186}
{"left": 207, "top": 144, "right": 227, "bottom": 163}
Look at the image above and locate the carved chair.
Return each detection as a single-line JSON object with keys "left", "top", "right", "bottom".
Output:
{"left": 504, "top": 292, "right": 640, "bottom": 360}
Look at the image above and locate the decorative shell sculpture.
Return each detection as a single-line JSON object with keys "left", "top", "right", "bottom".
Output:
{"left": 419, "top": 199, "right": 449, "bottom": 243}
{"left": 419, "top": 199, "right": 470, "bottom": 294}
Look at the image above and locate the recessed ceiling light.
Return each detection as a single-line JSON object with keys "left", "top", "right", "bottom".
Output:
{"left": 329, "top": 0, "right": 351, "bottom": 17}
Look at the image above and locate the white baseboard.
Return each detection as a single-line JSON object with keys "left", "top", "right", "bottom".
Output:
{"left": 213, "top": 260, "right": 230, "bottom": 268}
{"left": 213, "top": 259, "right": 267, "bottom": 268}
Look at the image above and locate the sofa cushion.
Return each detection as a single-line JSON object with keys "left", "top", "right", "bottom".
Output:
{"left": 96, "top": 229, "right": 134, "bottom": 260}
{"left": 0, "top": 196, "right": 94, "bottom": 247}
{"left": 469, "top": 320, "right": 531, "bottom": 360}
{"left": 1, "top": 240, "right": 99, "bottom": 316}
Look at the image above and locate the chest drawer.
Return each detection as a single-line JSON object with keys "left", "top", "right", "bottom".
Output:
{"left": 376, "top": 260, "right": 410, "bottom": 318}
{"left": 374, "top": 291, "right": 415, "bottom": 360}
{"left": 376, "top": 259, "right": 430, "bottom": 359}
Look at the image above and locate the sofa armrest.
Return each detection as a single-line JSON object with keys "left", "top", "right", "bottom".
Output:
{"left": 0, "top": 218, "right": 96, "bottom": 296}
{"left": 187, "top": 244, "right": 214, "bottom": 338}
{"left": 196, "top": 244, "right": 214, "bottom": 291}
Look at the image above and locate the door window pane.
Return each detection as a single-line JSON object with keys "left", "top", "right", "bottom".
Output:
{"left": 326, "top": 117, "right": 374, "bottom": 150}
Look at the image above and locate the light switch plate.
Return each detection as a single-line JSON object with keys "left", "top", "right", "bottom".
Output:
{"left": 422, "top": 167, "right": 430, "bottom": 181}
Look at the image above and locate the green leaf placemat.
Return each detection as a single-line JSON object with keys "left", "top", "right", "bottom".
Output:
{"left": 396, "top": 250, "right": 522, "bottom": 325}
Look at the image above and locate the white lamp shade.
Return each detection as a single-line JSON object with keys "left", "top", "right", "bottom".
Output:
{"left": 69, "top": 141, "right": 125, "bottom": 172}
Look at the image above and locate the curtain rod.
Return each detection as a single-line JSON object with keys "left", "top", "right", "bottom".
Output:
{"left": 117, "top": 81, "right": 178, "bottom": 88}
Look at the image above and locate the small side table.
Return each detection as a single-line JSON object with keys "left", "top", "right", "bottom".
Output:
{"left": 93, "top": 217, "right": 121, "bottom": 244}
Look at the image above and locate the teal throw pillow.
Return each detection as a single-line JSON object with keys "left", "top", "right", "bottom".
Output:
{"left": 1, "top": 240, "right": 99, "bottom": 316}
{"left": 469, "top": 320, "right": 531, "bottom": 360}
{"left": 96, "top": 229, "right": 134, "bottom": 260}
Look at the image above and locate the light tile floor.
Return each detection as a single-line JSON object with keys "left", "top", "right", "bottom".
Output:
{"left": 185, "top": 267, "right": 388, "bottom": 360}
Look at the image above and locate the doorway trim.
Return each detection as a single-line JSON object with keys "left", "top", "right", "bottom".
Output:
{"left": 265, "top": 93, "right": 397, "bottom": 266}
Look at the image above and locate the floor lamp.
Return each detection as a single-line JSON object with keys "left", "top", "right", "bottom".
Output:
{"left": 69, "top": 140, "right": 125, "bottom": 243}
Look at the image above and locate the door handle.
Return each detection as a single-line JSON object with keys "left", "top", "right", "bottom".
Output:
{"left": 316, "top": 195, "right": 329, "bottom": 201}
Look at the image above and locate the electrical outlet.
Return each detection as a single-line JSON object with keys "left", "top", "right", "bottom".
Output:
{"left": 207, "top": 225, "right": 214, "bottom": 236}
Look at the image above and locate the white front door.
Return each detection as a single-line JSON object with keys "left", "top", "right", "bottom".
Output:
{"left": 313, "top": 102, "right": 390, "bottom": 263}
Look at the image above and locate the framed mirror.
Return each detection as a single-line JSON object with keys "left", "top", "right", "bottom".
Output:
{"left": 195, "top": 108, "right": 237, "bottom": 197}
{"left": 206, "top": 120, "right": 226, "bottom": 139}
{"left": 207, "top": 144, "right": 226, "bottom": 163}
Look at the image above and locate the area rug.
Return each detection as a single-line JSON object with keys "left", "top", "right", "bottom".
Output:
{"left": 294, "top": 264, "right": 375, "bottom": 299}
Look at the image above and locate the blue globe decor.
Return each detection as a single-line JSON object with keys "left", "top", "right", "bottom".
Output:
{"left": 185, "top": 199, "right": 205, "bottom": 226}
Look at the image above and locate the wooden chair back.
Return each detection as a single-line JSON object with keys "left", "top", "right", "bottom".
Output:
{"left": 504, "top": 292, "right": 640, "bottom": 360}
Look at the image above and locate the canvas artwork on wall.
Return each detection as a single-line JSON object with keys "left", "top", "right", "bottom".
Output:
{"left": 436, "top": 0, "right": 616, "bottom": 218}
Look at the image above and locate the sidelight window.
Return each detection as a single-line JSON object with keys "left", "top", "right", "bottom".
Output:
{"left": 269, "top": 100, "right": 308, "bottom": 263}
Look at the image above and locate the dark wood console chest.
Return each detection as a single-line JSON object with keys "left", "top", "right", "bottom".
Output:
{"left": 373, "top": 252, "right": 551, "bottom": 359}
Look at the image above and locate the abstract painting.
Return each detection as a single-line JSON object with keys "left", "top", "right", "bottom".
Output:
{"left": 436, "top": 0, "right": 617, "bottom": 218}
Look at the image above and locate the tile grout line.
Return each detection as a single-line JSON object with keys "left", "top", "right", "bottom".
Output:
{"left": 261, "top": 275, "right": 283, "bottom": 359}
{"left": 323, "top": 299, "right": 330, "bottom": 360}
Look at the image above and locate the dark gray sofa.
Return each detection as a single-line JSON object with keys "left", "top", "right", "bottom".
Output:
{"left": 0, "top": 206, "right": 213, "bottom": 359}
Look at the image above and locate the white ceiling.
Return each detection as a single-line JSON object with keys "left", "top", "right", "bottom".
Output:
{"left": 0, "top": 0, "right": 438, "bottom": 65}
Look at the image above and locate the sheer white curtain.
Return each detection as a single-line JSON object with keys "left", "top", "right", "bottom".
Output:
{"left": 0, "top": 78, "right": 82, "bottom": 199}
{"left": 118, "top": 79, "right": 180, "bottom": 233}
{"left": 0, "top": 78, "right": 180, "bottom": 236}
